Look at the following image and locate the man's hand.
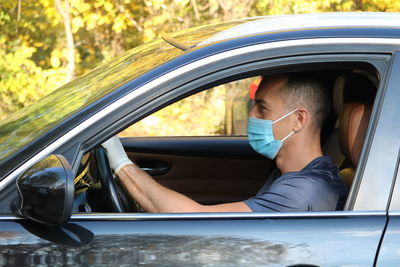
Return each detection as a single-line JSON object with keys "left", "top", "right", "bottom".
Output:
{"left": 101, "top": 136, "right": 133, "bottom": 173}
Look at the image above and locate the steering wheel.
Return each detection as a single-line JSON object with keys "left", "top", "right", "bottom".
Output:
{"left": 94, "top": 147, "right": 140, "bottom": 212}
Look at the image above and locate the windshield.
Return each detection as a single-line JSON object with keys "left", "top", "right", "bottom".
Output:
{"left": 0, "top": 20, "right": 249, "bottom": 161}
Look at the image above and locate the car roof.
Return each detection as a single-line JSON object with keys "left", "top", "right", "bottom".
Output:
{"left": 198, "top": 12, "right": 400, "bottom": 46}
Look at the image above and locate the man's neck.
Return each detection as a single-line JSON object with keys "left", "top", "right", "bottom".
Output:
{"left": 275, "top": 136, "right": 323, "bottom": 174}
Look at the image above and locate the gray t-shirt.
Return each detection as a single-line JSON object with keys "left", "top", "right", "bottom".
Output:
{"left": 244, "top": 156, "right": 347, "bottom": 212}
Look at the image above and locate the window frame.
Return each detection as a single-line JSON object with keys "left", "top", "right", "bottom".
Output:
{"left": 80, "top": 54, "right": 391, "bottom": 215}
{"left": 384, "top": 51, "right": 400, "bottom": 214}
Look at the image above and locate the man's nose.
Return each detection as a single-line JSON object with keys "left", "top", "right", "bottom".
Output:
{"left": 248, "top": 105, "right": 257, "bottom": 118}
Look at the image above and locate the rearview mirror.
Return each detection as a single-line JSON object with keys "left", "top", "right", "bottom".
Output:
{"left": 16, "top": 154, "right": 74, "bottom": 225}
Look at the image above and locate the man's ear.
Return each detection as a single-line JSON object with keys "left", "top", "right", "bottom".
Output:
{"left": 292, "top": 108, "right": 308, "bottom": 132}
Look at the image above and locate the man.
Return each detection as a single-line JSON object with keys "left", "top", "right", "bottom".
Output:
{"left": 102, "top": 73, "right": 347, "bottom": 213}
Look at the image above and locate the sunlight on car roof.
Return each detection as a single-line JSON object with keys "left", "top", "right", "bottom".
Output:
{"left": 198, "top": 12, "right": 400, "bottom": 46}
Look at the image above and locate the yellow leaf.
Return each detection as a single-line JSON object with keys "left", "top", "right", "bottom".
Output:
{"left": 71, "top": 0, "right": 91, "bottom": 12}
{"left": 112, "top": 15, "right": 127, "bottom": 33}
{"left": 72, "top": 17, "right": 84, "bottom": 33}
{"left": 149, "top": 0, "right": 165, "bottom": 9}
{"left": 50, "top": 55, "right": 61, "bottom": 68}
{"left": 95, "top": 0, "right": 105, "bottom": 8}
{"left": 104, "top": 2, "right": 114, "bottom": 12}
{"left": 33, "top": 42, "right": 44, "bottom": 47}
{"left": 143, "top": 28, "right": 156, "bottom": 42}
{"left": 86, "top": 14, "right": 99, "bottom": 30}
{"left": 99, "top": 15, "right": 111, "bottom": 25}
{"left": 151, "top": 15, "right": 167, "bottom": 25}
{"left": 174, "top": 0, "right": 190, "bottom": 7}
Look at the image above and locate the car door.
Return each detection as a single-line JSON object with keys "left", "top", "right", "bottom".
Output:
{"left": 369, "top": 52, "right": 400, "bottom": 267}
{"left": 0, "top": 43, "right": 397, "bottom": 266}
{"left": 377, "top": 168, "right": 400, "bottom": 266}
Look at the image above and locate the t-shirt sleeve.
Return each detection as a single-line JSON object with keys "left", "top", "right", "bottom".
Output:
{"left": 244, "top": 175, "right": 338, "bottom": 212}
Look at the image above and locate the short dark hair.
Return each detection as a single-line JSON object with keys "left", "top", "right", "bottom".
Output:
{"left": 266, "top": 73, "right": 331, "bottom": 129}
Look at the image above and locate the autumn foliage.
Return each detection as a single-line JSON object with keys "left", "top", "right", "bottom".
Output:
{"left": 0, "top": 0, "right": 398, "bottom": 132}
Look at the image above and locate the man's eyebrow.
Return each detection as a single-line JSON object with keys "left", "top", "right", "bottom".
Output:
{"left": 254, "top": 98, "right": 271, "bottom": 107}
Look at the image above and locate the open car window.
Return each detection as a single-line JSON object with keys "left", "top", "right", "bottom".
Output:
{"left": 119, "top": 77, "right": 256, "bottom": 137}
{"left": 73, "top": 67, "right": 380, "bottom": 215}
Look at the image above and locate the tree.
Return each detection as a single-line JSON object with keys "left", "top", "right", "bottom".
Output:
{"left": 2, "top": 0, "right": 400, "bottom": 125}
{"left": 55, "top": 0, "right": 75, "bottom": 81}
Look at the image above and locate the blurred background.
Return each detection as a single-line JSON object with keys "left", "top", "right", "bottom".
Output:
{"left": 1, "top": 0, "right": 398, "bottom": 136}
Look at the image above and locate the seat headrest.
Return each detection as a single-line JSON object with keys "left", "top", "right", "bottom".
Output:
{"left": 333, "top": 73, "right": 376, "bottom": 117}
{"left": 339, "top": 102, "right": 372, "bottom": 166}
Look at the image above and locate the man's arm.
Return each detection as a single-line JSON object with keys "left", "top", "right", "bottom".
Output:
{"left": 117, "top": 164, "right": 251, "bottom": 213}
{"left": 102, "top": 136, "right": 252, "bottom": 213}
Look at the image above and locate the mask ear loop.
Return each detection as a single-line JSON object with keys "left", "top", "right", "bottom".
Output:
{"left": 272, "top": 108, "right": 298, "bottom": 124}
{"left": 281, "top": 131, "right": 295, "bottom": 142}
{"left": 273, "top": 108, "right": 298, "bottom": 142}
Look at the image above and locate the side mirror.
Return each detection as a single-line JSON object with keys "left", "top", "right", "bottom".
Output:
{"left": 16, "top": 154, "right": 74, "bottom": 226}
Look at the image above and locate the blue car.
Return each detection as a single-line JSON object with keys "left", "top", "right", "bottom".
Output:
{"left": 1, "top": 12, "right": 400, "bottom": 266}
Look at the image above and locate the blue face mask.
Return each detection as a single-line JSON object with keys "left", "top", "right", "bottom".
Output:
{"left": 247, "top": 109, "right": 297, "bottom": 159}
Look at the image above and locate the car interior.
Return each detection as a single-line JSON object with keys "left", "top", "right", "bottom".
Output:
{"left": 73, "top": 64, "right": 379, "bottom": 214}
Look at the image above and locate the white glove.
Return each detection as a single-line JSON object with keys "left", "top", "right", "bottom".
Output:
{"left": 101, "top": 136, "right": 133, "bottom": 173}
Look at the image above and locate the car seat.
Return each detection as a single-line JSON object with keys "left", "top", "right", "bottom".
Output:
{"left": 324, "top": 72, "right": 376, "bottom": 166}
{"left": 324, "top": 71, "right": 376, "bottom": 189}
{"left": 338, "top": 102, "right": 373, "bottom": 189}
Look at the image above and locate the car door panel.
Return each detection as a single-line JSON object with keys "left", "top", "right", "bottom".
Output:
{"left": 375, "top": 215, "right": 400, "bottom": 266}
{"left": 122, "top": 137, "right": 272, "bottom": 204}
{"left": 128, "top": 152, "right": 270, "bottom": 204}
{"left": 0, "top": 213, "right": 386, "bottom": 266}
